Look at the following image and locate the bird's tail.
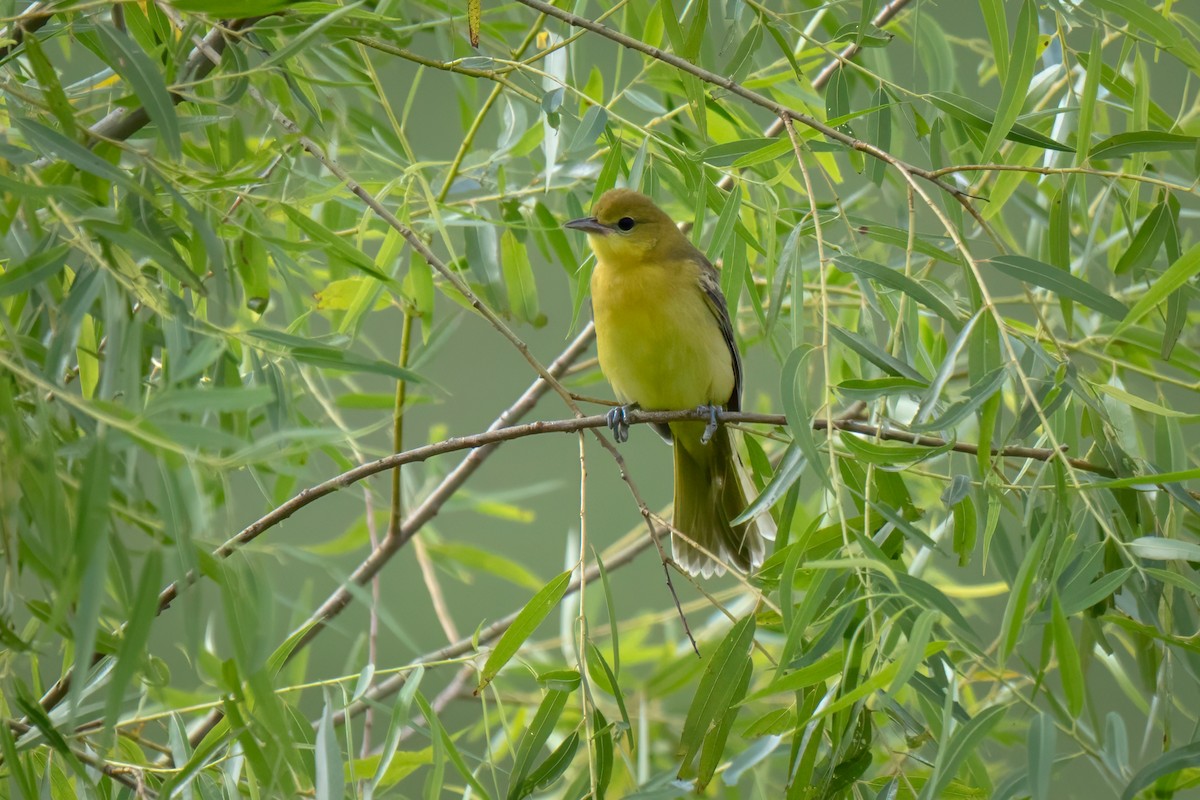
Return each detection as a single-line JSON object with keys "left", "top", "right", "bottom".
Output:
{"left": 671, "top": 423, "right": 776, "bottom": 577}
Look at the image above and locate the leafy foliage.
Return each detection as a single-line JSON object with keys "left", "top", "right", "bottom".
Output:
{"left": 1, "top": 0, "right": 1198, "bottom": 798}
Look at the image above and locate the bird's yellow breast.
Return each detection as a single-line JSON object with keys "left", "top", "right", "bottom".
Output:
{"left": 590, "top": 256, "right": 734, "bottom": 412}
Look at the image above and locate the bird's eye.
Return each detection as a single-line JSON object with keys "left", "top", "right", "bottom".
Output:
{"left": 616, "top": 217, "right": 636, "bottom": 232}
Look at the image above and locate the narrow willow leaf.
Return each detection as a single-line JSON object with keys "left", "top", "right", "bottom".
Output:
{"left": 1090, "top": 131, "right": 1199, "bottom": 161}
{"left": 920, "top": 705, "right": 1006, "bottom": 800}
{"left": 989, "top": 255, "right": 1127, "bottom": 319}
{"left": 1114, "top": 242, "right": 1200, "bottom": 337}
{"left": 1095, "top": 384, "right": 1197, "bottom": 419}
{"left": 908, "top": 366, "right": 1008, "bottom": 434}
{"left": 1028, "top": 711, "right": 1056, "bottom": 800}
{"left": 980, "top": 0, "right": 1010, "bottom": 82}
{"left": 259, "top": 2, "right": 365, "bottom": 69}
{"left": 836, "top": 376, "right": 929, "bottom": 401}
{"left": 568, "top": 106, "right": 607, "bottom": 153}
{"left": 1129, "top": 537, "right": 1200, "bottom": 563}
{"left": 23, "top": 34, "right": 78, "bottom": 136}
{"left": 415, "top": 692, "right": 492, "bottom": 799}
{"left": 478, "top": 570, "right": 571, "bottom": 691}
{"left": 677, "top": 615, "right": 756, "bottom": 772}
{"left": 915, "top": 309, "right": 983, "bottom": 424}
{"left": 314, "top": 691, "right": 344, "bottom": 800}
{"left": 104, "top": 549, "right": 162, "bottom": 730}
{"left": 508, "top": 686, "right": 573, "bottom": 799}
{"left": 888, "top": 609, "right": 938, "bottom": 695}
{"left": 781, "top": 345, "right": 830, "bottom": 492}
{"left": 14, "top": 117, "right": 135, "bottom": 188}
{"left": 707, "top": 186, "right": 741, "bottom": 261}
{"left": 867, "top": 87, "right": 892, "bottom": 186}
{"left": 835, "top": 256, "right": 961, "bottom": 327}
{"left": 427, "top": 542, "right": 543, "bottom": 590}
{"left": 585, "top": 642, "right": 632, "bottom": 744}
{"left": 928, "top": 92, "right": 1073, "bottom": 152}
{"left": 592, "top": 553, "right": 621, "bottom": 678}
{"left": 1089, "top": 0, "right": 1183, "bottom": 48}
{"left": 1061, "top": 568, "right": 1131, "bottom": 616}
{"left": 1000, "top": 529, "right": 1049, "bottom": 661}
{"left": 1051, "top": 593, "right": 1084, "bottom": 717}
{"left": 980, "top": 0, "right": 1037, "bottom": 162}
{"left": 1119, "top": 740, "right": 1200, "bottom": 800}
{"left": 281, "top": 205, "right": 389, "bottom": 282}
{"left": 838, "top": 432, "right": 953, "bottom": 466}
{"left": 521, "top": 731, "right": 578, "bottom": 796}
{"left": 592, "top": 709, "right": 614, "bottom": 797}
{"left": 695, "top": 660, "right": 751, "bottom": 790}
{"left": 1115, "top": 199, "right": 1171, "bottom": 274}
{"left": 500, "top": 231, "right": 544, "bottom": 326}
{"left": 67, "top": 438, "right": 112, "bottom": 722}
{"left": 829, "top": 325, "right": 925, "bottom": 381}
{"left": 0, "top": 243, "right": 70, "bottom": 297}
{"left": 95, "top": 25, "right": 181, "bottom": 159}
{"left": 733, "top": 442, "right": 805, "bottom": 525}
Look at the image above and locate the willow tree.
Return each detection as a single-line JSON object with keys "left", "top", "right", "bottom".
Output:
{"left": 1, "top": 1, "right": 1198, "bottom": 798}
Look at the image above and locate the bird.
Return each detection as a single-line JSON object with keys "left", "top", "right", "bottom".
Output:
{"left": 564, "top": 188, "right": 775, "bottom": 577}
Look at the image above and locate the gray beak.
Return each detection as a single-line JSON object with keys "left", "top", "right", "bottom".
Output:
{"left": 563, "top": 216, "right": 610, "bottom": 235}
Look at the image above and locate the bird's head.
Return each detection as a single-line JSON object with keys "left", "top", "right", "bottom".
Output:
{"left": 564, "top": 189, "right": 681, "bottom": 264}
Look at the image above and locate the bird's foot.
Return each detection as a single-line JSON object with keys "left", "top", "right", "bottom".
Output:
{"left": 698, "top": 404, "right": 723, "bottom": 445}
{"left": 606, "top": 404, "right": 637, "bottom": 443}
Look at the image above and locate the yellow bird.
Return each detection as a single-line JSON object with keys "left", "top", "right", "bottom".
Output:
{"left": 565, "top": 189, "right": 774, "bottom": 577}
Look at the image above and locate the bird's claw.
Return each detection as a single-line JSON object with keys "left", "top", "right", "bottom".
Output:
{"left": 607, "top": 404, "right": 635, "bottom": 443}
{"left": 699, "top": 404, "right": 722, "bottom": 445}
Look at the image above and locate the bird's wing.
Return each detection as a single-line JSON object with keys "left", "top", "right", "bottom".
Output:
{"left": 696, "top": 258, "right": 742, "bottom": 412}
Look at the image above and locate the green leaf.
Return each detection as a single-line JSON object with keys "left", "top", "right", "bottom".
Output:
{"left": 980, "top": 0, "right": 1038, "bottom": 162}
{"left": 835, "top": 256, "right": 961, "bottom": 327}
{"left": 838, "top": 431, "right": 953, "bottom": 465}
{"left": 781, "top": 345, "right": 831, "bottom": 492}
{"left": 988, "top": 255, "right": 1128, "bottom": 319}
{"left": 521, "top": 731, "right": 579, "bottom": 796}
{"left": 1115, "top": 199, "right": 1172, "bottom": 274}
{"left": 247, "top": 329, "right": 423, "bottom": 382}
{"left": 0, "top": 243, "right": 70, "bottom": 297}
{"left": 1089, "top": 131, "right": 1199, "bottom": 161}
{"left": 258, "top": 2, "right": 366, "bottom": 69}
{"left": 507, "top": 685, "right": 574, "bottom": 799}
{"left": 281, "top": 205, "right": 389, "bottom": 282}
{"left": 14, "top": 117, "right": 137, "bottom": 188}
{"left": 733, "top": 442, "right": 805, "bottom": 526}
{"left": 23, "top": 34, "right": 78, "bottom": 137}
{"left": 928, "top": 92, "right": 1073, "bottom": 152}
{"left": 836, "top": 376, "right": 929, "bottom": 401}
{"left": 1051, "top": 593, "right": 1084, "bottom": 717}
{"left": 1000, "top": 527, "right": 1050, "bottom": 661}
{"left": 477, "top": 570, "right": 571, "bottom": 691}
{"left": 1114, "top": 242, "right": 1200, "bottom": 337}
{"left": 501, "top": 230, "right": 544, "bottom": 326}
{"left": 95, "top": 25, "right": 181, "bottom": 160}
{"left": 426, "top": 542, "right": 543, "bottom": 590}
{"left": 829, "top": 325, "right": 926, "bottom": 382}
{"left": 677, "top": 614, "right": 756, "bottom": 773}
{"left": 314, "top": 691, "right": 344, "bottom": 800}
{"left": 980, "top": 0, "right": 1010, "bottom": 82}
{"left": 919, "top": 705, "right": 1006, "bottom": 800}
{"left": 888, "top": 608, "right": 938, "bottom": 695}
{"left": 1120, "top": 740, "right": 1200, "bottom": 800}
{"left": 1129, "top": 537, "right": 1200, "bottom": 563}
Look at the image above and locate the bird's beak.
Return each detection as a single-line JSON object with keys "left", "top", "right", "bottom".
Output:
{"left": 563, "top": 216, "right": 610, "bottom": 235}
